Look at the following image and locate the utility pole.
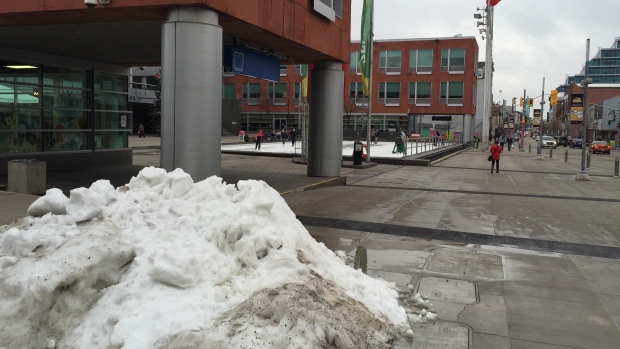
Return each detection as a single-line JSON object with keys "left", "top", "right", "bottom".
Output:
{"left": 520, "top": 89, "right": 526, "bottom": 151}
{"left": 577, "top": 39, "right": 592, "bottom": 181}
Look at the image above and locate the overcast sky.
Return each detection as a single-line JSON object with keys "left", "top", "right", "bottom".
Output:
{"left": 350, "top": 0, "right": 619, "bottom": 111}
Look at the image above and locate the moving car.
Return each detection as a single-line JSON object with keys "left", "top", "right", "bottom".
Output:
{"left": 541, "top": 136, "right": 557, "bottom": 149}
{"left": 570, "top": 138, "right": 583, "bottom": 148}
{"left": 589, "top": 141, "right": 611, "bottom": 154}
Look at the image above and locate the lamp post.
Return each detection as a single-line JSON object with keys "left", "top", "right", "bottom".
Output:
{"left": 475, "top": 6, "right": 493, "bottom": 152}
{"left": 536, "top": 78, "right": 545, "bottom": 160}
{"left": 577, "top": 39, "right": 592, "bottom": 181}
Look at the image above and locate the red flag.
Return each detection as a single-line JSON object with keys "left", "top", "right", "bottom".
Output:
{"left": 487, "top": 0, "right": 501, "bottom": 6}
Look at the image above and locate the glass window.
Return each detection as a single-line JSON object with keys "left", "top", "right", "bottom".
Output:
{"left": 243, "top": 83, "right": 261, "bottom": 104}
{"left": 440, "top": 81, "right": 464, "bottom": 105}
{"left": 294, "top": 65, "right": 301, "bottom": 75}
{"left": 350, "top": 51, "right": 360, "bottom": 74}
{"left": 269, "top": 83, "right": 287, "bottom": 104}
{"left": 280, "top": 65, "right": 287, "bottom": 76}
{"left": 223, "top": 83, "right": 235, "bottom": 99}
{"left": 379, "top": 50, "right": 401, "bottom": 74}
{"left": 408, "top": 82, "right": 431, "bottom": 105}
{"left": 378, "top": 82, "right": 400, "bottom": 105}
{"left": 94, "top": 71, "right": 127, "bottom": 92}
{"left": 294, "top": 82, "right": 301, "bottom": 101}
{"left": 441, "top": 48, "right": 465, "bottom": 73}
{"left": 43, "top": 66, "right": 87, "bottom": 89}
{"left": 410, "top": 49, "right": 432, "bottom": 73}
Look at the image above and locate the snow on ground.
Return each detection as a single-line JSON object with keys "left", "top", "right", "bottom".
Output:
{"left": 0, "top": 167, "right": 437, "bottom": 349}
{"left": 222, "top": 140, "right": 450, "bottom": 158}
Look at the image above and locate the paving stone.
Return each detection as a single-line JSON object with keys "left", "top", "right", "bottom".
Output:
{"left": 426, "top": 248, "right": 504, "bottom": 279}
{"left": 393, "top": 321, "right": 469, "bottom": 349}
{"left": 418, "top": 277, "right": 477, "bottom": 304}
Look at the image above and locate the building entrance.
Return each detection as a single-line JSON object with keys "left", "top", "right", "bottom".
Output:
{"left": 275, "top": 118, "right": 287, "bottom": 131}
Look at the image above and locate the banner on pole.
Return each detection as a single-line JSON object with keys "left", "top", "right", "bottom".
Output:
{"left": 570, "top": 94, "right": 584, "bottom": 124}
{"left": 360, "top": 0, "right": 372, "bottom": 96}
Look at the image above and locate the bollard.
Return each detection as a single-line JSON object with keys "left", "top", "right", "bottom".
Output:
{"left": 586, "top": 153, "right": 591, "bottom": 169}
{"left": 565, "top": 149, "right": 568, "bottom": 162}
{"left": 529, "top": 144, "right": 531, "bottom": 153}
{"left": 615, "top": 157, "right": 619, "bottom": 178}
{"left": 550, "top": 147, "right": 553, "bottom": 158}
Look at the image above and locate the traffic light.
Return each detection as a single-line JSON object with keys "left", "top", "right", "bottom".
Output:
{"left": 529, "top": 98, "right": 534, "bottom": 107}
{"left": 519, "top": 97, "right": 523, "bottom": 107}
{"left": 550, "top": 90, "right": 558, "bottom": 105}
{"left": 512, "top": 97, "right": 516, "bottom": 106}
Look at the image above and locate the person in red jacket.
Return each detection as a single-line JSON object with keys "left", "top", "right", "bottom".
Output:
{"left": 490, "top": 140, "right": 502, "bottom": 173}
{"left": 255, "top": 129, "right": 263, "bottom": 150}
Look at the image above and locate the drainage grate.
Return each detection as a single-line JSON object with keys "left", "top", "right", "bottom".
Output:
{"left": 426, "top": 249, "right": 504, "bottom": 279}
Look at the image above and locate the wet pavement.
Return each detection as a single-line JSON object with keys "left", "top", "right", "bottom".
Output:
{"left": 1, "top": 135, "right": 620, "bottom": 348}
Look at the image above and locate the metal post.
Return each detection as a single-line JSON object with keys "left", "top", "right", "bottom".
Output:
{"left": 536, "top": 78, "right": 545, "bottom": 160}
{"left": 519, "top": 89, "right": 526, "bottom": 151}
{"left": 577, "top": 39, "right": 592, "bottom": 181}
{"left": 565, "top": 149, "right": 568, "bottom": 162}
{"left": 549, "top": 147, "right": 553, "bottom": 158}
{"left": 529, "top": 144, "right": 531, "bottom": 153}
{"left": 586, "top": 153, "right": 591, "bottom": 169}
{"left": 615, "top": 157, "right": 619, "bottom": 177}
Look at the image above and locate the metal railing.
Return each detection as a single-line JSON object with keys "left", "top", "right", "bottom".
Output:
{"left": 401, "top": 136, "right": 463, "bottom": 158}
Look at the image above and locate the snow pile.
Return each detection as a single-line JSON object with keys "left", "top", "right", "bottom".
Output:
{"left": 0, "top": 167, "right": 409, "bottom": 349}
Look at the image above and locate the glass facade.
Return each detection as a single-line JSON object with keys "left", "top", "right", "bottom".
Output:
{"left": 441, "top": 48, "right": 465, "bottom": 72}
{"left": 379, "top": 50, "right": 401, "bottom": 74}
{"left": 409, "top": 49, "right": 432, "bottom": 73}
{"left": 0, "top": 60, "right": 129, "bottom": 154}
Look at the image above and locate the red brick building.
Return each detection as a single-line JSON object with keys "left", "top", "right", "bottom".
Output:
{"left": 226, "top": 36, "right": 479, "bottom": 139}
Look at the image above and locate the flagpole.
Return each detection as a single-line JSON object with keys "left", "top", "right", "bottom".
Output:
{"left": 365, "top": 0, "right": 374, "bottom": 163}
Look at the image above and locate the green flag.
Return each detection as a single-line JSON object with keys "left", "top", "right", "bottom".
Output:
{"left": 360, "top": 0, "right": 372, "bottom": 97}
{"left": 301, "top": 65, "right": 308, "bottom": 98}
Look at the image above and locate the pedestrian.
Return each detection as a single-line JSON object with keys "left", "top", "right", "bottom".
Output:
{"left": 371, "top": 128, "right": 376, "bottom": 144}
{"left": 490, "top": 140, "right": 502, "bottom": 174}
{"left": 138, "top": 123, "right": 145, "bottom": 138}
{"left": 507, "top": 136, "right": 513, "bottom": 151}
{"left": 375, "top": 129, "right": 379, "bottom": 144}
{"left": 290, "top": 128, "right": 296, "bottom": 147}
{"left": 475, "top": 135, "right": 479, "bottom": 149}
{"left": 488, "top": 133, "right": 493, "bottom": 145}
{"left": 255, "top": 129, "right": 263, "bottom": 150}
{"left": 499, "top": 134, "right": 506, "bottom": 150}
{"left": 281, "top": 127, "right": 287, "bottom": 146}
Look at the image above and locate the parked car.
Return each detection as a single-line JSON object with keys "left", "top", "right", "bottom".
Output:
{"left": 541, "top": 136, "right": 557, "bottom": 149}
{"left": 555, "top": 136, "right": 570, "bottom": 147}
{"left": 570, "top": 138, "right": 583, "bottom": 148}
{"left": 589, "top": 141, "right": 611, "bottom": 154}
{"left": 535, "top": 135, "right": 540, "bottom": 141}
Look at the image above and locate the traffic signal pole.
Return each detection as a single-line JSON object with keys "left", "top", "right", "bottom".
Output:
{"left": 520, "top": 89, "right": 526, "bottom": 151}
{"left": 481, "top": 5, "right": 494, "bottom": 152}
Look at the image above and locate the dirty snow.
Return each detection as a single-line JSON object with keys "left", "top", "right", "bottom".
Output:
{"left": 0, "top": 167, "right": 430, "bottom": 349}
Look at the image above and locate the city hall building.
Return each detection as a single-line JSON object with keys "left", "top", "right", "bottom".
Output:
{"left": 0, "top": 0, "right": 351, "bottom": 178}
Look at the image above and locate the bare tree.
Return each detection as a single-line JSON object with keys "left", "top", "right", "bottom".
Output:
{"left": 343, "top": 98, "right": 361, "bottom": 130}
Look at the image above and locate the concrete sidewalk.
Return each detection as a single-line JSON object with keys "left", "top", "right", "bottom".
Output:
{"left": 1, "top": 136, "right": 620, "bottom": 348}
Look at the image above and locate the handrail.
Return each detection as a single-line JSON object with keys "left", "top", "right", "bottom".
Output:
{"left": 403, "top": 136, "right": 464, "bottom": 157}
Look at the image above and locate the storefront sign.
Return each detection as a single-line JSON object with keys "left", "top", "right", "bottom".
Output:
{"left": 533, "top": 109, "right": 541, "bottom": 126}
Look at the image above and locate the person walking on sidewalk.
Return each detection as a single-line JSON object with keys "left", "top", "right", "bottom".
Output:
{"left": 138, "top": 123, "right": 145, "bottom": 138}
{"left": 499, "top": 134, "right": 506, "bottom": 150}
{"left": 255, "top": 129, "right": 263, "bottom": 150}
{"left": 490, "top": 140, "right": 502, "bottom": 174}
{"left": 507, "top": 136, "right": 513, "bottom": 151}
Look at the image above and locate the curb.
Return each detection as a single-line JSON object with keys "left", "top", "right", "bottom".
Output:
{"left": 280, "top": 176, "right": 347, "bottom": 195}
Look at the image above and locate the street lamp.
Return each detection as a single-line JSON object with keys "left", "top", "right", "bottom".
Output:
{"left": 474, "top": 6, "right": 493, "bottom": 152}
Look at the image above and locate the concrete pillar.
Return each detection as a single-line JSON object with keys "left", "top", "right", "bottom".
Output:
{"left": 161, "top": 7, "right": 222, "bottom": 180}
{"left": 307, "top": 61, "right": 344, "bottom": 177}
{"left": 463, "top": 114, "right": 473, "bottom": 142}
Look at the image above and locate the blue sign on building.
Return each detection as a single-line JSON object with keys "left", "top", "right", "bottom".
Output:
{"left": 223, "top": 46, "right": 280, "bottom": 82}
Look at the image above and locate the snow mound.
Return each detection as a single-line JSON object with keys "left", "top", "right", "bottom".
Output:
{"left": 0, "top": 167, "right": 408, "bottom": 349}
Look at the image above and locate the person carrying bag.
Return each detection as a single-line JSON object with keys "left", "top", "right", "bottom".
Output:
{"left": 489, "top": 140, "right": 502, "bottom": 173}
